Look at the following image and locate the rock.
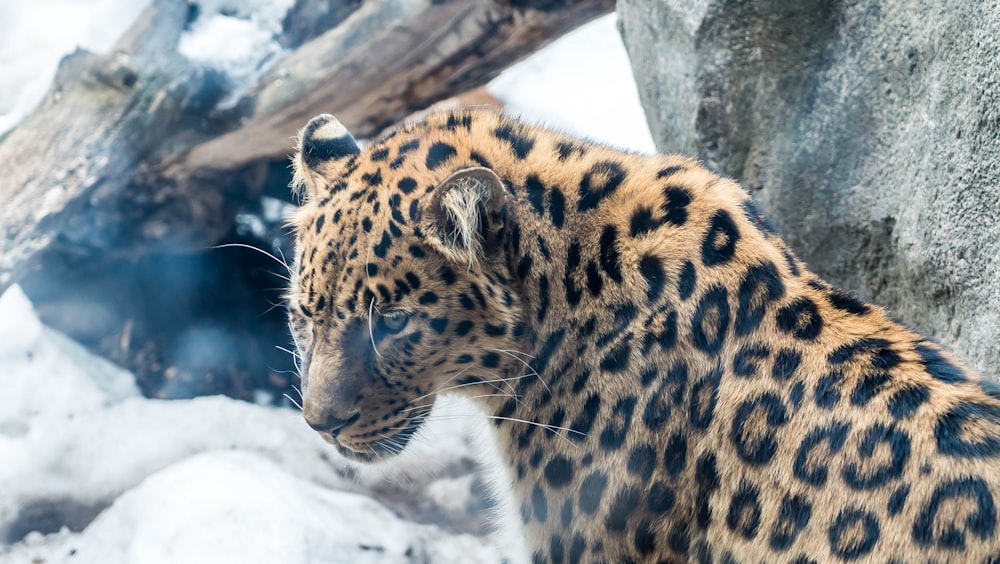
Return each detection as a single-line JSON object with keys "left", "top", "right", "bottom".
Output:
{"left": 618, "top": 0, "right": 1000, "bottom": 376}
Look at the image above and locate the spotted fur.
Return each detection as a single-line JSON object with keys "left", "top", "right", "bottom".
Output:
{"left": 288, "top": 109, "right": 1000, "bottom": 563}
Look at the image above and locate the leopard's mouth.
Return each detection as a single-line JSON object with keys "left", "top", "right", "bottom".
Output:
{"left": 323, "top": 411, "right": 429, "bottom": 463}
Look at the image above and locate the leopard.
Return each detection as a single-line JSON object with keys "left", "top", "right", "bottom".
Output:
{"left": 286, "top": 107, "right": 1000, "bottom": 563}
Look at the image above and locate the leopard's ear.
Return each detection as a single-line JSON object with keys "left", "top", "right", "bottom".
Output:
{"left": 425, "top": 167, "right": 508, "bottom": 267}
{"left": 292, "top": 113, "right": 360, "bottom": 201}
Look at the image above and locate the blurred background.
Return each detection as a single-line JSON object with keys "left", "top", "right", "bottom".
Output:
{"left": 2, "top": 0, "right": 999, "bottom": 563}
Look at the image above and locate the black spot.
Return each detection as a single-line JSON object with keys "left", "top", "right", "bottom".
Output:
{"left": 555, "top": 141, "right": 585, "bottom": 161}
{"left": 730, "top": 392, "right": 788, "bottom": 465}
{"left": 642, "top": 310, "right": 678, "bottom": 354}
{"left": 643, "top": 361, "right": 688, "bottom": 430}
{"left": 678, "top": 260, "right": 697, "bottom": 301}
{"left": 741, "top": 198, "right": 777, "bottom": 235}
{"left": 735, "top": 262, "right": 785, "bottom": 336}
{"left": 532, "top": 485, "right": 548, "bottom": 522}
{"left": 634, "top": 520, "right": 657, "bottom": 554}
{"left": 469, "top": 150, "right": 491, "bottom": 169}
{"left": 517, "top": 255, "right": 533, "bottom": 281}
{"left": 578, "top": 161, "right": 627, "bottom": 212}
{"left": 370, "top": 147, "right": 389, "bottom": 161}
{"left": 770, "top": 494, "right": 811, "bottom": 551}
{"left": 418, "top": 292, "right": 438, "bottom": 305}
{"left": 606, "top": 487, "right": 640, "bottom": 533}
{"left": 626, "top": 444, "right": 657, "bottom": 481}
{"left": 542, "top": 456, "right": 574, "bottom": 489}
{"left": 408, "top": 200, "right": 420, "bottom": 222}
{"left": 657, "top": 166, "right": 684, "bottom": 178}
{"left": 935, "top": 401, "right": 1000, "bottom": 458}
{"left": 570, "top": 394, "right": 601, "bottom": 441}
{"left": 794, "top": 422, "right": 851, "bottom": 486}
{"left": 526, "top": 175, "right": 546, "bottom": 215}
{"left": 733, "top": 344, "right": 769, "bottom": 378}
{"left": 537, "top": 275, "right": 550, "bottom": 322}
{"left": 815, "top": 371, "right": 844, "bottom": 409}
{"left": 533, "top": 328, "right": 567, "bottom": 376}
{"left": 578, "top": 472, "right": 609, "bottom": 514}
{"left": 916, "top": 343, "right": 966, "bottom": 383}
{"left": 445, "top": 113, "right": 473, "bottom": 130}
{"left": 639, "top": 255, "right": 667, "bottom": 302}
{"left": 571, "top": 368, "right": 591, "bottom": 394}
{"left": 829, "top": 508, "right": 880, "bottom": 560}
{"left": 549, "top": 534, "right": 564, "bottom": 564}
{"left": 661, "top": 186, "right": 692, "bottom": 226}
{"left": 494, "top": 125, "right": 535, "bottom": 159}
{"left": 315, "top": 214, "right": 326, "bottom": 233}
{"left": 850, "top": 372, "right": 891, "bottom": 407}
{"left": 843, "top": 423, "right": 910, "bottom": 490}
{"left": 776, "top": 297, "right": 823, "bottom": 340}
{"left": 398, "top": 177, "right": 417, "bottom": 194}
{"left": 302, "top": 134, "right": 360, "bottom": 169}
{"left": 692, "top": 286, "right": 730, "bottom": 355}
{"left": 689, "top": 364, "right": 723, "bottom": 430}
{"left": 585, "top": 261, "right": 602, "bottom": 297}
{"left": 453, "top": 320, "right": 473, "bottom": 336}
{"left": 365, "top": 262, "right": 379, "bottom": 276}
{"left": 726, "top": 482, "right": 762, "bottom": 540}
{"left": 668, "top": 523, "right": 690, "bottom": 553}
{"left": 484, "top": 324, "right": 506, "bottom": 337}
{"left": 568, "top": 534, "right": 586, "bottom": 562}
{"left": 481, "top": 352, "right": 501, "bottom": 368}
{"left": 630, "top": 206, "right": 663, "bottom": 237}
{"left": 361, "top": 217, "right": 373, "bottom": 232}
{"left": 426, "top": 142, "right": 456, "bottom": 170}
{"left": 373, "top": 231, "right": 392, "bottom": 258}
{"left": 828, "top": 338, "right": 891, "bottom": 365}
{"left": 772, "top": 348, "right": 802, "bottom": 381}
{"left": 827, "top": 287, "right": 871, "bottom": 315}
{"left": 886, "top": 385, "right": 928, "bottom": 420}
{"left": 548, "top": 187, "right": 566, "bottom": 228}
{"left": 362, "top": 170, "right": 382, "bottom": 186}
{"left": 649, "top": 482, "right": 676, "bottom": 514}
{"left": 887, "top": 484, "right": 910, "bottom": 516}
{"left": 429, "top": 318, "right": 448, "bottom": 334}
{"left": 695, "top": 452, "right": 719, "bottom": 528}
{"left": 701, "top": 210, "right": 740, "bottom": 266}
{"left": 600, "top": 338, "right": 632, "bottom": 373}
{"left": 560, "top": 498, "right": 574, "bottom": 528}
{"left": 789, "top": 381, "right": 805, "bottom": 409}
{"left": 600, "top": 396, "right": 637, "bottom": 451}
{"left": 408, "top": 245, "right": 425, "bottom": 258}
{"left": 663, "top": 432, "right": 687, "bottom": 477}
{"left": 598, "top": 225, "right": 624, "bottom": 283}
{"left": 913, "top": 476, "right": 996, "bottom": 550}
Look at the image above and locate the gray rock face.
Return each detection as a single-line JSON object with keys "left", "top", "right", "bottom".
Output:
{"left": 618, "top": 0, "right": 1000, "bottom": 377}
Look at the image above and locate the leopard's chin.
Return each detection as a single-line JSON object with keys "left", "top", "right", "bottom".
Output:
{"left": 326, "top": 412, "right": 428, "bottom": 463}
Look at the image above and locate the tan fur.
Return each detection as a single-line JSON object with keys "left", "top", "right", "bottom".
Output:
{"left": 288, "top": 108, "right": 1000, "bottom": 563}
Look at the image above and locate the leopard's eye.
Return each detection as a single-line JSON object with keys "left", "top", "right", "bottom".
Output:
{"left": 380, "top": 313, "right": 410, "bottom": 334}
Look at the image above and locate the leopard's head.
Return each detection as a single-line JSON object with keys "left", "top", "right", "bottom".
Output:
{"left": 287, "top": 112, "right": 525, "bottom": 461}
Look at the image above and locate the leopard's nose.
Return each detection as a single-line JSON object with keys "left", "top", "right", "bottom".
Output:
{"left": 305, "top": 411, "right": 360, "bottom": 435}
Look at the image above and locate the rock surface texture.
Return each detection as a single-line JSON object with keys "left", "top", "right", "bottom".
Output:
{"left": 618, "top": 0, "right": 1000, "bottom": 377}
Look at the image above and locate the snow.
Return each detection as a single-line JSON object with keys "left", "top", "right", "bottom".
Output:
{"left": 177, "top": 0, "right": 296, "bottom": 107}
{"left": 0, "top": 0, "right": 151, "bottom": 135}
{"left": 0, "top": 285, "right": 520, "bottom": 563}
{"left": 0, "top": 6, "right": 652, "bottom": 564}
{"left": 487, "top": 14, "right": 655, "bottom": 154}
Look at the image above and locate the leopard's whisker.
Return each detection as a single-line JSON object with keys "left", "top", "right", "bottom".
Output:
{"left": 212, "top": 243, "right": 292, "bottom": 275}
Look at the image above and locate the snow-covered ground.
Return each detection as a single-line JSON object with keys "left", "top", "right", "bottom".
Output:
{"left": 0, "top": 5, "right": 652, "bottom": 564}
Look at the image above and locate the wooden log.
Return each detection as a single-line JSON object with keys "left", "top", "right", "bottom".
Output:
{"left": 0, "top": 0, "right": 613, "bottom": 293}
